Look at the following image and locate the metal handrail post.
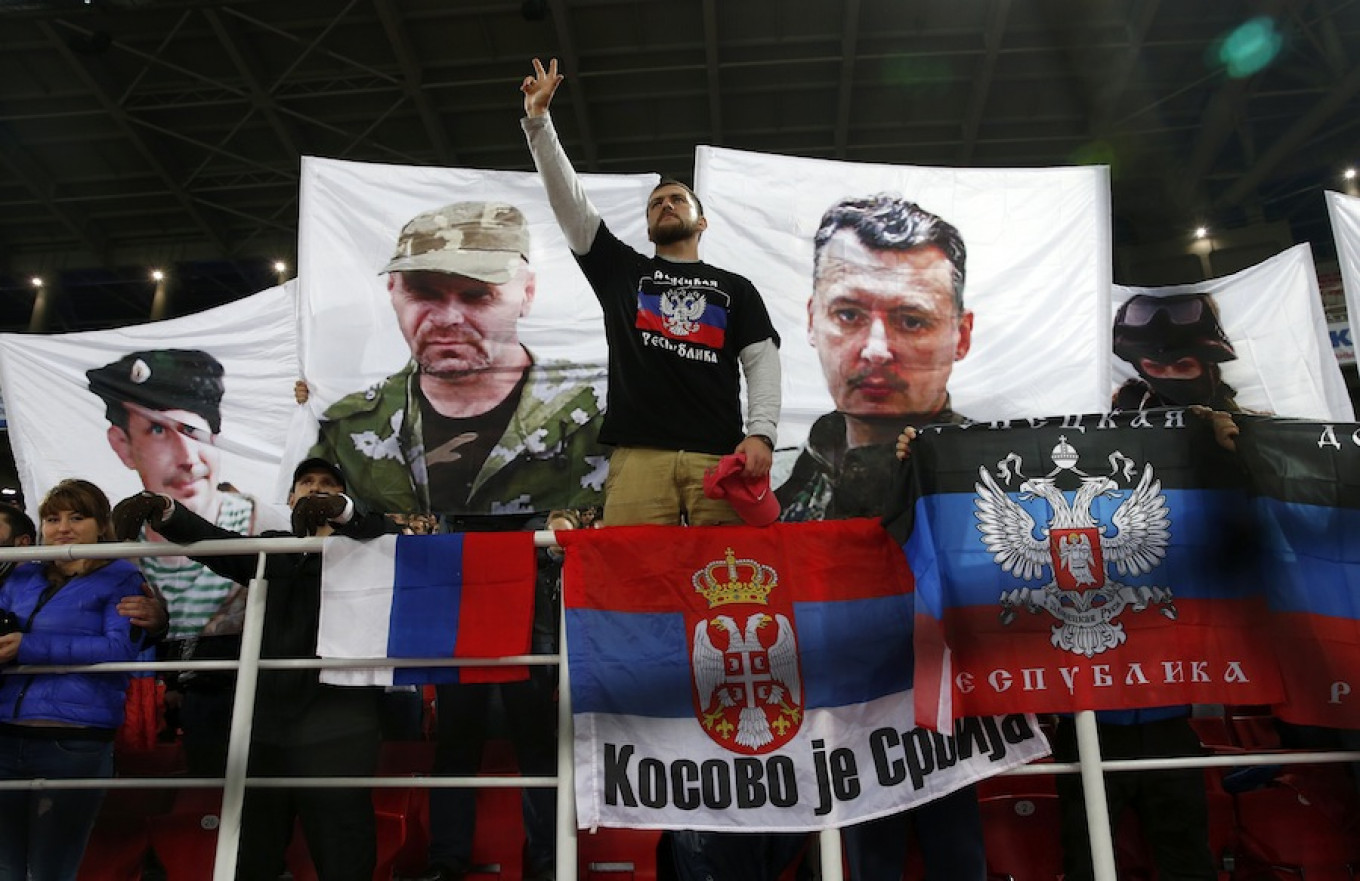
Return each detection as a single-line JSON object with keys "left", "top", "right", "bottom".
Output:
{"left": 212, "top": 551, "right": 271, "bottom": 881}
{"left": 556, "top": 588, "right": 578, "bottom": 881}
{"left": 1075, "top": 709, "right": 1118, "bottom": 881}
{"left": 818, "top": 826, "right": 844, "bottom": 881}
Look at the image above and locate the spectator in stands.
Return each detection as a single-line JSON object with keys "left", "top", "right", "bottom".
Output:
{"left": 0, "top": 504, "right": 36, "bottom": 581}
{"left": 404, "top": 508, "right": 579, "bottom": 881}
{"left": 88, "top": 348, "right": 282, "bottom": 774}
{"left": 521, "top": 57, "right": 781, "bottom": 526}
{"left": 0, "top": 480, "right": 157, "bottom": 881}
{"left": 1111, "top": 292, "right": 1239, "bottom": 412}
{"left": 1, "top": 501, "right": 166, "bottom": 641}
{"left": 1045, "top": 295, "right": 1232, "bottom": 881}
{"left": 112, "top": 458, "right": 395, "bottom": 881}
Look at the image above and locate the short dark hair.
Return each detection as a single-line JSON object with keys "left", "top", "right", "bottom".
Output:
{"left": 0, "top": 503, "right": 36, "bottom": 545}
{"left": 38, "top": 479, "right": 114, "bottom": 543}
{"left": 814, "top": 194, "right": 967, "bottom": 312}
{"left": 651, "top": 179, "right": 704, "bottom": 217}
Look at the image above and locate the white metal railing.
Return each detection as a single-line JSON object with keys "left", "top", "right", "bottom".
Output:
{"left": 3, "top": 538, "right": 1358, "bottom": 881}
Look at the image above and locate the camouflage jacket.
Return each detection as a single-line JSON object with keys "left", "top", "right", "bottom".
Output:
{"left": 310, "top": 358, "right": 609, "bottom": 517}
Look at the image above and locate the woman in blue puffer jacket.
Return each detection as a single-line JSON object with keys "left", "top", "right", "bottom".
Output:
{"left": 0, "top": 479, "right": 154, "bottom": 881}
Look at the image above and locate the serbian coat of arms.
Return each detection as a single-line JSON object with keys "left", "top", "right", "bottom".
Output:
{"left": 689, "top": 548, "right": 803, "bottom": 754}
{"left": 974, "top": 436, "right": 1175, "bottom": 657}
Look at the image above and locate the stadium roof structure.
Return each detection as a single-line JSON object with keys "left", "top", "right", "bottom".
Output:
{"left": 1, "top": 0, "right": 1358, "bottom": 330}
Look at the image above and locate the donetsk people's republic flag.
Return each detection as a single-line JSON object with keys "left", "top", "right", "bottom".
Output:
{"left": 559, "top": 520, "right": 1049, "bottom": 832}
{"left": 1236, "top": 416, "right": 1360, "bottom": 728}
{"left": 884, "top": 411, "right": 1285, "bottom": 730}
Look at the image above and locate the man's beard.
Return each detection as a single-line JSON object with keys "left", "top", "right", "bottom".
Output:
{"left": 413, "top": 328, "right": 492, "bottom": 377}
{"left": 649, "top": 216, "right": 700, "bottom": 246}
{"left": 418, "top": 356, "right": 492, "bottom": 379}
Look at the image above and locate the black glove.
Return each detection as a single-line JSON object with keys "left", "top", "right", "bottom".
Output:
{"left": 112, "top": 492, "right": 171, "bottom": 541}
{"left": 291, "top": 493, "right": 348, "bottom": 536}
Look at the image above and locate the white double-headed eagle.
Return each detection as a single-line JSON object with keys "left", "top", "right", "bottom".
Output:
{"left": 692, "top": 613, "right": 800, "bottom": 750}
{"left": 975, "top": 461, "right": 1174, "bottom": 656}
{"left": 660, "top": 288, "right": 706, "bottom": 336}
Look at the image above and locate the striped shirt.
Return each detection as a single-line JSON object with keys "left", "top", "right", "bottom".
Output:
{"left": 141, "top": 493, "right": 254, "bottom": 641}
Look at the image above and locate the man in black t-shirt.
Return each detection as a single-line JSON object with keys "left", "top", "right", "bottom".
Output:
{"left": 522, "top": 57, "right": 782, "bottom": 526}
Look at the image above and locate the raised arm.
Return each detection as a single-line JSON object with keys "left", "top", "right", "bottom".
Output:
{"left": 521, "top": 57, "right": 601, "bottom": 255}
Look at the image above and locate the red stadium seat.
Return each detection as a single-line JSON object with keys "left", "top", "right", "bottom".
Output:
{"left": 1225, "top": 707, "right": 1281, "bottom": 751}
{"left": 1232, "top": 767, "right": 1360, "bottom": 879}
{"left": 77, "top": 800, "right": 153, "bottom": 881}
{"left": 1189, "top": 713, "right": 1235, "bottom": 753}
{"left": 467, "top": 786, "right": 525, "bottom": 879}
{"left": 147, "top": 789, "right": 223, "bottom": 881}
{"left": 980, "top": 792, "right": 1064, "bottom": 881}
{"left": 578, "top": 827, "right": 664, "bottom": 881}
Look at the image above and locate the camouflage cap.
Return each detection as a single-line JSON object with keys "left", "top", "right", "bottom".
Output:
{"left": 380, "top": 202, "right": 530, "bottom": 284}
{"left": 86, "top": 349, "right": 225, "bottom": 433}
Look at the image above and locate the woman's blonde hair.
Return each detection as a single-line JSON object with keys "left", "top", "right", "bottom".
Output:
{"left": 545, "top": 508, "right": 583, "bottom": 530}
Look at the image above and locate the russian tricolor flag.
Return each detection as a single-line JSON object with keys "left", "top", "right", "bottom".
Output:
{"left": 317, "top": 532, "right": 536, "bottom": 686}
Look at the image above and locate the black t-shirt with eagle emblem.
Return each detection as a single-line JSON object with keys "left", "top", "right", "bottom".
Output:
{"left": 574, "top": 223, "right": 780, "bottom": 454}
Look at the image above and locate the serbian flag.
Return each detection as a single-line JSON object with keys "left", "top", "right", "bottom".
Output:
{"left": 317, "top": 532, "right": 536, "bottom": 685}
{"left": 884, "top": 412, "right": 1285, "bottom": 730}
{"left": 1235, "top": 416, "right": 1360, "bottom": 727}
{"left": 560, "top": 519, "right": 1049, "bottom": 832}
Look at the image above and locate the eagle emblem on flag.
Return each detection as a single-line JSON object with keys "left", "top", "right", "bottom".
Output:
{"left": 690, "top": 548, "right": 803, "bottom": 753}
{"left": 660, "top": 287, "right": 706, "bottom": 337}
{"left": 974, "top": 436, "right": 1175, "bottom": 657}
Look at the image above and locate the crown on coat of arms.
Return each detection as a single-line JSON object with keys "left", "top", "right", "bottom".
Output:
{"left": 692, "top": 548, "right": 778, "bottom": 608}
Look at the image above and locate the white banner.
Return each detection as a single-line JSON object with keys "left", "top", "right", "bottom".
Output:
{"left": 1328, "top": 190, "right": 1360, "bottom": 358}
{"left": 576, "top": 703, "right": 1047, "bottom": 832}
{"left": 694, "top": 146, "right": 1114, "bottom": 446}
{"left": 0, "top": 285, "right": 298, "bottom": 516}
{"left": 1112, "top": 244, "right": 1352, "bottom": 420}
{"left": 290, "top": 156, "right": 658, "bottom": 511}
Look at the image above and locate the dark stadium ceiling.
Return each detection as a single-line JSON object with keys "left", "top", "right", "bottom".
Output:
{"left": 1, "top": 0, "right": 1358, "bottom": 331}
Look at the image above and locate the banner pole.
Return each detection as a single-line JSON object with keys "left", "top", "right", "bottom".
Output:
{"left": 1075, "top": 709, "right": 1118, "bottom": 881}
{"left": 213, "top": 552, "right": 270, "bottom": 881}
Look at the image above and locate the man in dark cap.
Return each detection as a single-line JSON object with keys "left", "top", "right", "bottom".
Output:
{"left": 308, "top": 201, "right": 608, "bottom": 520}
{"left": 112, "top": 457, "right": 394, "bottom": 881}
{"left": 1112, "top": 292, "right": 1239, "bottom": 411}
{"left": 88, "top": 348, "right": 281, "bottom": 773}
